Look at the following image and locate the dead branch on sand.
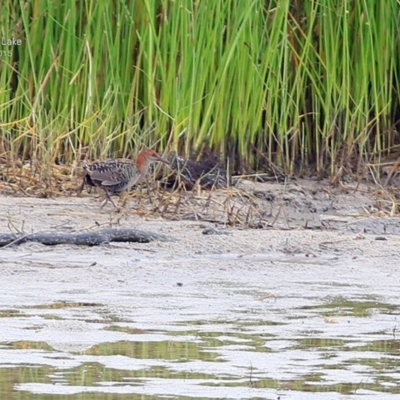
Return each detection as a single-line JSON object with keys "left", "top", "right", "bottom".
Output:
{"left": 0, "top": 228, "right": 177, "bottom": 247}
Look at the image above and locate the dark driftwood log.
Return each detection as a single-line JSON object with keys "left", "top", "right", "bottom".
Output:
{"left": 0, "top": 228, "right": 175, "bottom": 247}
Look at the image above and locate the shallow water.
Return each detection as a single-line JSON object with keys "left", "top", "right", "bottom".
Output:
{"left": 1, "top": 247, "right": 400, "bottom": 400}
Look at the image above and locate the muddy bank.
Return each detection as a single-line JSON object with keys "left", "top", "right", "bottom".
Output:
{"left": 0, "top": 179, "right": 400, "bottom": 398}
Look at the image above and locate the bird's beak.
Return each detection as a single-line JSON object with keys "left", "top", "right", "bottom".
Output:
{"left": 156, "top": 155, "right": 170, "bottom": 165}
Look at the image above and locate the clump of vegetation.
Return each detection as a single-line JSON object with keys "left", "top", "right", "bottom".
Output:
{"left": 0, "top": 0, "right": 399, "bottom": 183}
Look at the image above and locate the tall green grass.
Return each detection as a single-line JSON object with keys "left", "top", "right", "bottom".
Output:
{"left": 0, "top": 0, "right": 399, "bottom": 176}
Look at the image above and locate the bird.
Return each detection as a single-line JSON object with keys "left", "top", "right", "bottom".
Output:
{"left": 80, "top": 149, "right": 169, "bottom": 208}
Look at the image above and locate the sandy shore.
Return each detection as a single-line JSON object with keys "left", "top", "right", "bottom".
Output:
{"left": 1, "top": 181, "right": 400, "bottom": 398}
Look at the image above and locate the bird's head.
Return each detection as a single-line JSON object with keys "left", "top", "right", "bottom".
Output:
{"left": 136, "top": 149, "right": 170, "bottom": 174}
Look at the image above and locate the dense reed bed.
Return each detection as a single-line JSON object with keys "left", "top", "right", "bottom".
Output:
{"left": 0, "top": 0, "right": 399, "bottom": 178}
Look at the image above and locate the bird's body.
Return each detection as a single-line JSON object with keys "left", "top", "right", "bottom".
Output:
{"left": 83, "top": 158, "right": 139, "bottom": 193}
{"left": 80, "top": 149, "right": 169, "bottom": 208}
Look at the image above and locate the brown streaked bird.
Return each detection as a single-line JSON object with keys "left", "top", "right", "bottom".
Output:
{"left": 80, "top": 149, "right": 169, "bottom": 208}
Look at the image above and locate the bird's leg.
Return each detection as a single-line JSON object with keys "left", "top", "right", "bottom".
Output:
{"left": 99, "top": 192, "right": 109, "bottom": 209}
{"left": 77, "top": 178, "right": 86, "bottom": 195}
{"left": 100, "top": 189, "right": 118, "bottom": 209}
{"left": 78, "top": 176, "right": 95, "bottom": 196}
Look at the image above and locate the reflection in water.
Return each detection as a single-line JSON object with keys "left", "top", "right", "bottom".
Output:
{"left": 0, "top": 305, "right": 399, "bottom": 398}
{"left": 0, "top": 278, "right": 399, "bottom": 398}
